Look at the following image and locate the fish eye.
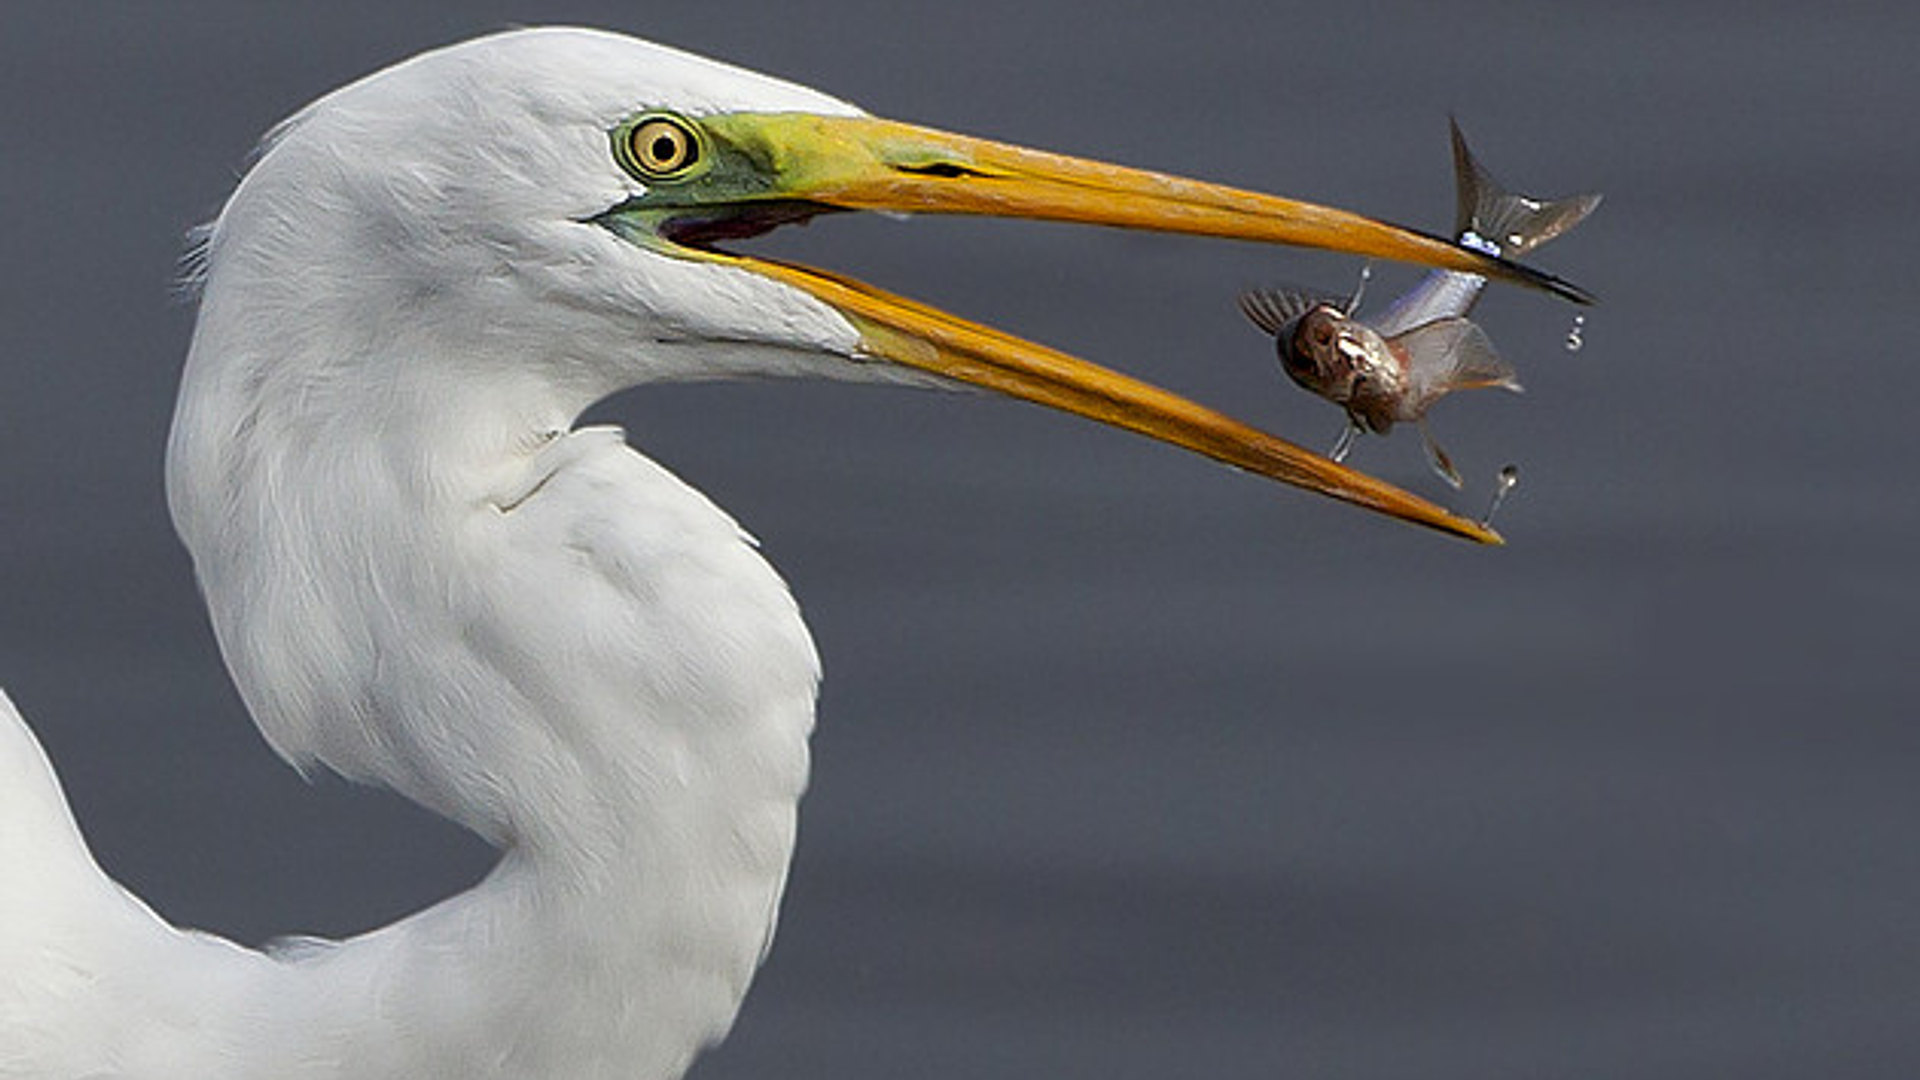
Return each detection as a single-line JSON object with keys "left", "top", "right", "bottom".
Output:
{"left": 615, "top": 113, "right": 704, "bottom": 181}
{"left": 1279, "top": 332, "right": 1318, "bottom": 375}
{"left": 1303, "top": 309, "right": 1339, "bottom": 347}
{"left": 1286, "top": 326, "right": 1311, "bottom": 355}
{"left": 1294, "top": 314, "right": 1333, "bottom": 353}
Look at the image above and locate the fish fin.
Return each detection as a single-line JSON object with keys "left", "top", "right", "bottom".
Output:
{"left": 1237, "top": 285, "right": 1350, "bottom": 337}
{"left": 1328, "top": 419, "right": 1362, "bottom": 463}
{"left": 1451, "top": 118, "right": 1602, "bottom": 258}
{"left": 1418, "top": 420, "right": 1464, "bottom": 489}
{"left": 1345, "top": 263, "right": 1373, "bottom": 315}
{"left": 1395, "top": 317, "right": 1521, "bottom": 404}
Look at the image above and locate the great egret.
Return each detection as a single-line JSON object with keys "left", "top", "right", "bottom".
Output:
{"left": 0, "top": 27, "right": 1583, "bottom": 1080}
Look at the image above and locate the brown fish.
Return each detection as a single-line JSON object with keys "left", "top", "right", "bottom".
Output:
{"left": 1241, "top": 121, "right": 1600, "bottom": 486}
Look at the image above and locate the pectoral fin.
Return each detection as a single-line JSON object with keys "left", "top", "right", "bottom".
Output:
{"left": 1395, "top": 317, "right": 1521, "bottom": 407}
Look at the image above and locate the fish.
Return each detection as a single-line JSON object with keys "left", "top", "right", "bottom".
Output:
{"left": 1239, "top": 120, "right": 1601, "bottom": 487}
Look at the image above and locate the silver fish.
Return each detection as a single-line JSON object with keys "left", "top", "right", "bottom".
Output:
{"left": 1240, "top": 121, "right": 1600, "bottom": 487}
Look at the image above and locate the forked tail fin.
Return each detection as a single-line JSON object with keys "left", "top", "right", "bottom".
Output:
{"left": 1451, "top": 118, "right": 1602, "bottom": 259}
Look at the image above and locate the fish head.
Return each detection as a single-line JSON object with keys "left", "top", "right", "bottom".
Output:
{"left": 1238, "top": 286, "right": 1399, "bottom": 417}
{"left": 1283, "top": 305, "right": 1396, "bottom": 404}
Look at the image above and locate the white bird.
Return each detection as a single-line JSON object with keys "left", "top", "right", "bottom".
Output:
{"left": 0, "top": 27, "right": 1581, "bottom": 1080}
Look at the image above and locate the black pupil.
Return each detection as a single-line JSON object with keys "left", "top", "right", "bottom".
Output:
{"left": 632, "top": 121, "right": 692, "bottom": 173}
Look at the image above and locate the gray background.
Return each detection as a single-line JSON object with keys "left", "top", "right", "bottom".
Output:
{"left": 2, "top": 3, "right": 1915, "bottom": 1078}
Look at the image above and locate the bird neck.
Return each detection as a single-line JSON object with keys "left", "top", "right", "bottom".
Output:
{"left": 162, "top": 288, "right": 820, "bottom": 1078}
{"left": 287, "top": 710, "right": 813, "bottom": 1080}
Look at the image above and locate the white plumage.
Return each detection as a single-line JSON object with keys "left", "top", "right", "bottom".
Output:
{"left": 16, "top": 30, "right": 843, "bottom": 1080}
{"left": 1, "top": 25, "right": 1562, "bottom": 1080}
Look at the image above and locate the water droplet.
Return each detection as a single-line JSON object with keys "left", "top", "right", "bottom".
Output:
{"left": 1565, "top": 313, "right": 1586, "bottom": 353}
{"left": 1481, "top": 464, "right": 1520, "bottom": 529}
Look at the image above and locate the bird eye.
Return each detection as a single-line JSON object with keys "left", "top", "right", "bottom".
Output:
{"left": 616, "top": 113, "right": 703, "bottom": 181}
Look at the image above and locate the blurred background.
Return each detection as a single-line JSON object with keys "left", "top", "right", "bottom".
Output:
{"left": 2, "top": 3, "right": 1915, "bottom": 1078}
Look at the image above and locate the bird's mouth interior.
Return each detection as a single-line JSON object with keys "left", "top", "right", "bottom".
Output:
{"left": 653, "top": 199, "right": 843, "bottom": 250}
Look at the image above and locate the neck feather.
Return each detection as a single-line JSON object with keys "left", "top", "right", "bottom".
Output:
{"left": 158, "top": 295, "right": 819, "bottom": 1079}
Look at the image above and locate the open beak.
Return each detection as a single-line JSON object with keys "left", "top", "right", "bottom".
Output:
{"left": 694, "top": 114, "right": 1590, "bottom": 543}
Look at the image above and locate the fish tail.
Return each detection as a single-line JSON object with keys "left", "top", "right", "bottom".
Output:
{"left": 1451, "top": 118, "right": 1601, "bottom": 259}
